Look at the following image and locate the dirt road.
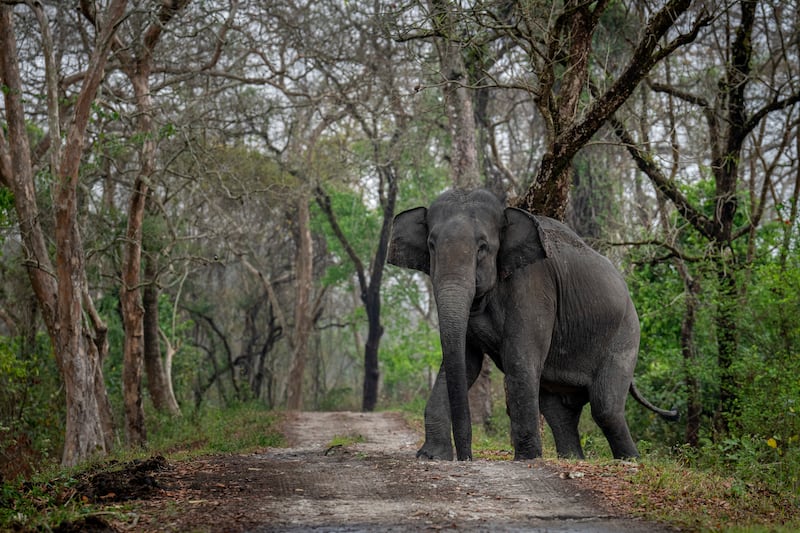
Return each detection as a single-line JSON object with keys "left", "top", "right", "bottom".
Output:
{"left": 125, "top": 411, "right": 676, "bottom": 532}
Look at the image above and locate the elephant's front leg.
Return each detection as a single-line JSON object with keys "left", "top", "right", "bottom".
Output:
{"left": 502, "top": 299, "right": 553, "bottom": 460}
{"left": 417, "top": 344, "right": 485, "bottom": 460}
{"left": 505, "top": 366, "right": 543, "bottom": 460}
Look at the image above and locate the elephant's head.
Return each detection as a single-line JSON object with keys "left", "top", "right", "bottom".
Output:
{"left": 388, "top": 189, "right": 549, "bottom": 460}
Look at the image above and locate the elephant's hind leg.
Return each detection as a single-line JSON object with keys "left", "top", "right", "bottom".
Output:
{"left": 589, "top": 375, "right": 639, "bottom": 459}
{"left": 541, "top": 391, "right": 586, "bottom": 459}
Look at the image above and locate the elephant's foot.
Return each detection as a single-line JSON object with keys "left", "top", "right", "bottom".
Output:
{"left": 513, "top": 450, "right": 542, "bottom": 461}
{"left": 416, "top": 441, "right": 454, "bottom": 461}
{"left": 556, "top": 448, "right": 585, "bottom": 460}
{"left": 512, "top": 433, "right": 543, "bottom": 461}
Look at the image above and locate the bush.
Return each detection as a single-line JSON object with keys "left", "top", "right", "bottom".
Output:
{"left": 0, "top": 334, "right": 63, "bottom": 481}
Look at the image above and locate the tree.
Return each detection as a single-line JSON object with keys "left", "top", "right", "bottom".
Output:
{"left": 612, "top": 0, "right": 800, "bottom": 435}
{"left": 87, "top": 0, "right": 193, "bottom": 447}
{"left": 311, "top": 19, "right": 405, "bottom": 411}
{"left": 427, "top": 0, "right": 480, "bottom": 189}
{"left": 316, "top": 176, "right": 397, "bottom": 412}
{"left": 0, "top": 0, "right": 127, "bottom": 466}
{"left": 512, "top": 0, "right": 709, "bottom": 219}
{"left": 286, "top": 191, "right": 315, "bottom": 409}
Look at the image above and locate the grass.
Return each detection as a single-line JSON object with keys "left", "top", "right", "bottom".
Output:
{"left": 0, "top": 402, "right": 284, "bottom": 531}
{"left": 622, "top": 455, "right": 800, "bottom": 531}
{"left": 328, "top": 434, "right": 366, "bottom": 448}
{"left": 146, "top": 401, "right": 285, "bottom": 456}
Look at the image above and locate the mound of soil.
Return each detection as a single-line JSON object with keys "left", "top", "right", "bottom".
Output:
{"left": 76, "top": 455, "right": 169, "bottom": 503}
{"left": 53, "top": 515, "right": 117, "bottom": 533}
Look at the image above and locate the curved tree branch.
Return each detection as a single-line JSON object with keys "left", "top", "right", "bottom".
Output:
{"left": 610, "top": 115, "right": 716, "bottom": 240}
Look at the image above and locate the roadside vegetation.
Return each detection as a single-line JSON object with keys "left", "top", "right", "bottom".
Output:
{"left": 0, "top": 403, "right": 284, "bottom": 531}
{"left": 469, "top": 393, "right": 800, "bottom": 532}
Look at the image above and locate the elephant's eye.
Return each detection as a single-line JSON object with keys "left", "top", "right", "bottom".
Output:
{"left": 477, "top": 242, "right": 489, "bottom": 261}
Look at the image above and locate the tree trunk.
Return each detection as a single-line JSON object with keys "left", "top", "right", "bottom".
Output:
{"left": 117, "top": 0, "right": 190, "bottom": 436}
{"left": 251, "top": 303, "right": 281, "bottom": 401}
{"left": 714, "top": 258, "right": 740, "bottom": 432}
{"left": 83, "top": 278, "right": 115, "bottom": 452}
{"left": 361, "top": 282, "right": 383, "bottom": 412}
{"left": 121, "top": 174, "right": 148, "bottom": 446}
{"left": 159, "top": 329, "right": 181, "bottom": 413}
{"left": 143, "top": 251, "right": 180, "bottom": 414}
{"left": 286, "top": 193, "right": 314, "bottom": 410}
{"left": 54, "top": 153, "right": 112, "bottom": 466}
{"left": 675, "top": 262, "right": 702, "bottom": 447}
{"left": 362, "top": 164, "right": 398, "bottom": 411}
{"left": 468, "top": 355, "right": 493, "bottom": 427}
{"left": 119, "top": 61, "right": 154, "bottom": 448}
{"left": 709, "top": 0, "right": 756, "bottom": 434}
{"left": 428, "top": 0, "right": 480, "bottom": 189}
{"left": 0, "top": 1, "right": 127, "bottom": 466}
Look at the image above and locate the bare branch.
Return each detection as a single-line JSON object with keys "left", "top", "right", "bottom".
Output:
{"left": 610, "top": 114, "right": 716, "bottom": 240}
{"left": 606, "top": 239, "right": 703, "bottom": 263}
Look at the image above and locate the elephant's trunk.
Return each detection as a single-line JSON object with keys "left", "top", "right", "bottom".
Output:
{"left": 433, "top": 280, "right": 475, "bottom": 460}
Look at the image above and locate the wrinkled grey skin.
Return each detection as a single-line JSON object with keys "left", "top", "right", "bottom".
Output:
{"left": 388, "top": 189, "right": 677, "bottom": 461}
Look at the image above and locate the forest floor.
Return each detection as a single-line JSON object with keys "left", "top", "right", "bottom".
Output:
{"left": 63, "top": 411, "right": 683, "bottom": 532}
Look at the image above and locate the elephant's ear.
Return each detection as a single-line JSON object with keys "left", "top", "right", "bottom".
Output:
{"left": 499, "top": 207, "right": 549, "bottom": 278}
{"left": 387, "top": 207, "right": 430, "bottom": 274}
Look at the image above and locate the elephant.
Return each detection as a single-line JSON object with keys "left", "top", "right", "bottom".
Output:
{"left": 387, "top": 189, "right": 678, "bottom": 461}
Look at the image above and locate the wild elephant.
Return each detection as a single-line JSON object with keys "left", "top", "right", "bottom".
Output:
{"left": 388, "top": 189, "right": 678, "bottom": 461}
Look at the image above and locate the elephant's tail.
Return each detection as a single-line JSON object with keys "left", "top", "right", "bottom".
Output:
{"left": 629, "top": 382, "right": 680, "bottom": 421}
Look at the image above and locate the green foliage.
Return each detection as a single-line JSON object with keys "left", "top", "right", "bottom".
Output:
{"left": 379, "top": 271, "right": 441, "bottom": 405}
{"left": 311, "top": 186, "right": 382, "bottom": 287}
{"left": 0, "top": 187, "right": 13, "bottom": 236}
{"left": 96, "top": 287, "right": 199, "bottom": 420}
{"left": 393, "top": 158, "right": 448, "bottom": 212}
{"left": 622, "top": 455, "right": 800, "bottom": 530}
{"left": 0, "top": 334, "right": 63, "bottom": 481}
{"left": 626, "top": 260, "right": 694, "bottom": 446}
{"left": 316, "top": 387, "right": 359, "bottom": 411}
{"left": 622, "top": 205, "right": 800, "bottom": 504}
{"left": 327, "top": 434, "right": 366, "bottom": 448}
{"left": 379, "top": 320, "right": 440, "bottom": 405}
{"left": 742, "top": 261, "right": 800, "bottom": 356}
{"left": 0, "top": 469, "right": 87, "bottom": 532}
{"left": 146, "top": 402, "right": 284, "bottom": 455}
{"left": 155, "top": 293, "right": 201, "bottom": 408}
{"left": 722, "top": 352, "right": 800, "bottom": 495}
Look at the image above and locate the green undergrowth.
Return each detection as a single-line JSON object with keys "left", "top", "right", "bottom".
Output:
{"left": 328, "top": 434, "right": 367, "bottom": 448}
{"left": 146, "top": 401, "right": 285, "bottom": 457}
{"left": 620, "top": 454, "right": 800, "bottom": 532}
{"left": 0, "top": 402, "right": 284, "bottom": 531}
